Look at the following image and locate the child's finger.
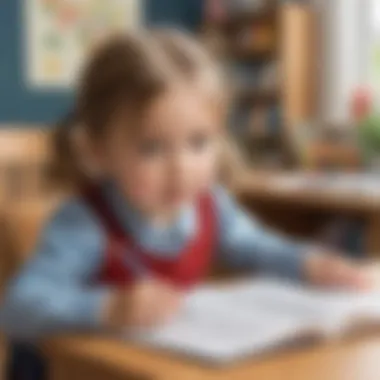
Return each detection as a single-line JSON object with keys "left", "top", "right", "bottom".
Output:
{"left": 336, "top": 264, "right": 371, "bottom": 290}
{"left": 157, "top": 302, "right": 180, "bottom": 325}
{"left": 323, "top": 257, "right": 347, "bottom": 286}
{"left": 158, "top": 290, "right": 182, "bottom": 321}
{"left": 360, "top": 263, "right": 380, "bottom": 289}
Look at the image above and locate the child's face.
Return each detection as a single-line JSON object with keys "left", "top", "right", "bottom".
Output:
{"left": 100, "top": 86, "right": 221, "bottom": 215}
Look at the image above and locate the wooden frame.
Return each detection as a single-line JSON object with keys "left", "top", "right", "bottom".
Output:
{"left": 280, "top": 4, "right": 316, "bottom": 129}
{"left": 0, "top": 129, "right": 53, "bottom": 205}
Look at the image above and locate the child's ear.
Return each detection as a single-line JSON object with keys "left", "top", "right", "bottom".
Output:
{"left": 71, "top": 125, "right": 105, "bottom": 180}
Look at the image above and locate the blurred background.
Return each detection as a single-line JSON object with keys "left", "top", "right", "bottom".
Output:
{"left": 2, "top": 0, "right": 380, "bottom": 169}
{"left": 1, "top": 0, "right": 380, "bottom": 163}
{"left": 1, "top": 0, "right": 380, "bottom": 371}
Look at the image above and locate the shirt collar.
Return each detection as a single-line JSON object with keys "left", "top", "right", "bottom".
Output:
{"left": 101, "top": 181, "right": 197, "bottom": 255}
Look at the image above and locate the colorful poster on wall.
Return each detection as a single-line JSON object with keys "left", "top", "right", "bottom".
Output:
{"left": 24, "top": 0, "right": 142, "bottom": 89}
{"left": 370, "top": 0, "right": 380, "bottom": 100}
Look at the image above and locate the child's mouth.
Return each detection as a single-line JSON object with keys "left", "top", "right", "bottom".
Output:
{"left": 165, "top": 189, "right": 186, "bottom": 204}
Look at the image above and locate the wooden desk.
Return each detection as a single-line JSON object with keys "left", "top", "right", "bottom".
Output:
{"left": 44, "top": 334, "right": 380, "bottom": 380}
{"left": 6, "top": 171, "right": 380, "bottom": 379}
{"left": 234, "top": 172, "right": 380, "bottom": 255}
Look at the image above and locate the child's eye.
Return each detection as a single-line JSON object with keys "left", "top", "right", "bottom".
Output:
{"left": 138, "top": 139, "right": 165, "bottom": 157}
{"left": 189, "top": 133, "right": 210, "bottom": 152}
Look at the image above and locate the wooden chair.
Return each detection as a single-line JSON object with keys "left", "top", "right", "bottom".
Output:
{"left": 0, "top": 199, "right": 62, "bottom": 289}
{"left": 0, "top": 128, "right": 59, "bottom": 286}
{"left": 0, "top": 129, "right": 54, "bottom": 206}
{"left": 0, "top": 198, "right": 61, "bottom": 380}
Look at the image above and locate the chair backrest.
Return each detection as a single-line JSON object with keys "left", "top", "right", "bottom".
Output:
{"left": 0, "top": 128, "right": 63, "bottom": 292}
{"left": 0, "top": 129, "right": 53, "bottom": 205}
{"left": 0, "top": 198, "right": 62, "bottom": 293}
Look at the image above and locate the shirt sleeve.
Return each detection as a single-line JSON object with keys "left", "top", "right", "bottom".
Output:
{"left": 212, "top": 186, "right": 312, "bottom": 280}
{"left": 0, "top": 198, "right": 109, "bottom": 340}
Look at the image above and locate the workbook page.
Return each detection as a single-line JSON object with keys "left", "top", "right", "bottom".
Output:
{"left": 231, "top": 278, "right": 380, "bottom": 335}
{"left": 224, "top": 279, "right": 380, "bottom": 337}
{"left": 307, "top": 287, "right": 380, "bottom": 336}
{"left": 126, "top": 279, "right": 323, "bottom": 362}
{"left": 125, "top": 278, "right": 380, "bottom": 363}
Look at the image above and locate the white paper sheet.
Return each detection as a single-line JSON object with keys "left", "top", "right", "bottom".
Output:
{"left": 125, "top": 278, "right": 380, "bottom": 364}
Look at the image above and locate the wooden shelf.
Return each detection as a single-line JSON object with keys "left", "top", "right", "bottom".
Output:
{"left": 238, "top": 88, "right": 280, "bottom": 106}
{"left": 246, "top": 133, "right": 281, "bottom": 145}
{"left": 203, "top": 3, "right": 316, "bottom": 162}
{"left": 212, "top": 6, "right": 278, "bottom": 31}
{"left": 230, "top": 47, "right": 276, "bottom": 62}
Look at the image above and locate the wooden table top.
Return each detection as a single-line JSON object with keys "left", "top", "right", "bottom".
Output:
{"left": 44, "top": 333, "right": 380, "bottom": 380}
{"left": 234, "top": 171, "right": 380, "bottom": 213}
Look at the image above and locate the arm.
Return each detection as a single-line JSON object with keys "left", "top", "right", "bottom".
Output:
{"left": 0, "top": 199, "right": 109, "bottom": 340}
{"left": 213, "top": 186, "right": 312, "bottom": 280}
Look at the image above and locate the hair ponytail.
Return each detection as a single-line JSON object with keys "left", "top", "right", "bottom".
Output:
{"left": 51, "top": 109, "right": 83, "bottom": 189}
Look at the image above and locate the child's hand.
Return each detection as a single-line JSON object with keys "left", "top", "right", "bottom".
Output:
{"left": 303, "top": 252, "right": 371, "bottom": 290}
{"left": 103, "top": 278, "right": 182, "bottom": 330}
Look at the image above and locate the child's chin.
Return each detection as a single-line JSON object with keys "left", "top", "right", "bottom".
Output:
{"left": 166, "top": 197, "right": 187, "bottom": 208}
{"left": 164, "top": 194, "right": 190, "bottom": 208}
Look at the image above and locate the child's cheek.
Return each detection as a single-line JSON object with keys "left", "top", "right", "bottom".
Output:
{"left": 130, "top": 171, "right": 164, "bottom": 204}
{"left": 197, "top": 156, "right": 218, "bottom": 190}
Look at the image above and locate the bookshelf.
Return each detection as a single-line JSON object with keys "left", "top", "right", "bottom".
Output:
{"left": 203, "top": 0, "right": 316, "bottom": 168}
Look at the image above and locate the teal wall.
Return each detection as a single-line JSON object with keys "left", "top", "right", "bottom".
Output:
{"left": 0, "top": 0, "right": 203, "bottom": 124}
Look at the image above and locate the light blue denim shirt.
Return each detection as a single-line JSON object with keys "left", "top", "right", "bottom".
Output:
{"left": 0, "top": 184, "right": 310, "bottom": 340}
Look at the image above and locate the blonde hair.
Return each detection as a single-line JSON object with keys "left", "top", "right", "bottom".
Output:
{"left": 53, "top": 29, "right": 245, "bottom": 189}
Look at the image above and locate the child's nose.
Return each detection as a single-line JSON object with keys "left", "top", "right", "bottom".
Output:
{"left": 169, "top": 152, "right": 193, "bottom": 178}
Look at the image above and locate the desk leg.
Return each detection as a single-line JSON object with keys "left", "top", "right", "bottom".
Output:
{"left": 366, "top": 213, "right": 380, "bottom": 256}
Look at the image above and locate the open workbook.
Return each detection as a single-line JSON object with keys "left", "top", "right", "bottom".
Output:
{"left": 124, "top": 277, "right": 380, "bottom": 364}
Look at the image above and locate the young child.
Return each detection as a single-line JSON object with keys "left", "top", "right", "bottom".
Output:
{"left": 1, "top": 30, "right": 372, "bottom": 346}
